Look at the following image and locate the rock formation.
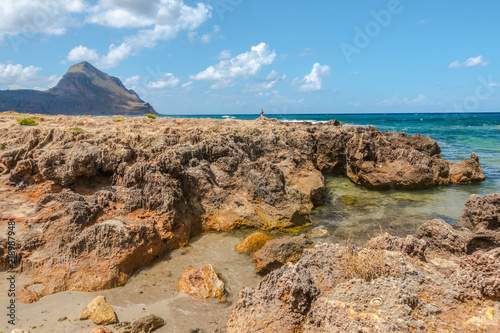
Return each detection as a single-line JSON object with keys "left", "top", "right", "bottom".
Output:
{"left": 227, "top": 194, "right": 500, "bottom": 332}
{"left": 0, "top": 114, "right": 486, "bottom": 301}
{"left": 0, "top": 62, "right": 157, "bottom": 116}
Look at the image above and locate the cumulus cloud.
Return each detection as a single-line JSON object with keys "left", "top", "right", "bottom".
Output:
{"left": 449, "top": 55, "right": 489, "bottom": 68}
{"left": 66, "top": 45, "right": 100, "bottom": 62}
{"left": 377, "top": 93, "right": 432, "bottom": 106}
{"left": 0, "top": 62, "right": 58, "bottom": 89}
{"left": 0, "top": 0, "right": 86, "bottom": 42}
{"left": 293, "top": 63, "right": 331, "bottom": 92}
{"left": 147, "top": 73, "right": 180, "bottom": 89}
{"left": 66, "top": 0, "right": 211, "bottom": 68}
{"left": 191, "top": 42, "right": 276, "bottom": 89}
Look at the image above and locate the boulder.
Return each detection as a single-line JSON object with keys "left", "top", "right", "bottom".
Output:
{"left": 79, "top": 296, "right": 117, "bottom": 325}
{"left": 366, "top": 233, "right": 427, "bottom": 258}
{"left": 456, "top": 193, "right": 500, "bottom": 232}
{"left": 116, "top": 314, "right": 166, "bottom": 333}
{"left": 253, "top": 234, "right": 313, "bottom": 274}
{"left": 453, "top": 248, "right": 500, "bottom": 300}
{"left": 234, "top": 232, "right": 274, "bottom": 254}
{"left": 178, "top": 264, "right": 228, "bottom": 302}
{"left": 227, "top": 263, "right": 320, "bottom": 332}
{"left": 415, "top": 219, "right": 469, "bottom": 254}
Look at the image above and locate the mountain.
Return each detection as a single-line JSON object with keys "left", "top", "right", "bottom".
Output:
{"left": 0, "top": 61, "right": 157, "bottom": 116}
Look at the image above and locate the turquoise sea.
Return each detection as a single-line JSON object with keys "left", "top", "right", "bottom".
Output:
{"left": 165, "top": 113, "right": 500, "bottom": 243}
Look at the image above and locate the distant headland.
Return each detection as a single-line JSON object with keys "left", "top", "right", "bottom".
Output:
{"left": 0, "top": 61, "right": 157, "bottom": 116}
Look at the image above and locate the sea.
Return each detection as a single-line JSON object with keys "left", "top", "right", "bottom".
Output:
{"left": 163, "top": 112, "right": 500, "bottom": 243}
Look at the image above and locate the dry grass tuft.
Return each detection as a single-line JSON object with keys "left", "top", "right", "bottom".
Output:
{"left": 335, "top": 236, "right": 399, "bottom": 282}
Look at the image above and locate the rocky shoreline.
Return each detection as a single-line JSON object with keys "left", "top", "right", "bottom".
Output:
{"left": 0, "top": 113, "right": 495, "bottom": 332}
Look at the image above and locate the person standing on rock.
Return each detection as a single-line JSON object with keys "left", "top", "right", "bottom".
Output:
{"left": 260, "top": 109, "right": 264, "bottom": 117}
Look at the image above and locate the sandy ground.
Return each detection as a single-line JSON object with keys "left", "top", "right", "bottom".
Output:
{"left": 0, "top": 232, "right": 262, "bottom": 333}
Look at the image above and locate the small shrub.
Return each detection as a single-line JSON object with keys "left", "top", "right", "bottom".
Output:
{"left": 16, "top": 117, "right": 38, "bottom": 126}
{"left": 0, "top": 143, "right": 6, "bottom": 150}
{"left": 145, "top": 113, "right": 157, "bottom": 119}
{"left": 115, "top": 118, "right": 124, "bottom": 122}
{"left": 69, "top": 127, "right": 84, "bottom": 132}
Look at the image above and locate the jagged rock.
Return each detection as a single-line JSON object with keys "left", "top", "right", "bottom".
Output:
{"left": 366, "top": 233, "right": 427, "bottom": 258}
{"left": 453, "top": 248, "right": 500, "bottom": 300}
{"left": 415, "top": 219, "right": 469, "bottom": 254}
{"left": 448, "top": 152, "right": 486, "bottom": 185}
{"left": 116, "top": 314, "right": 165, "bottom": 333}
{"left": 227, "top": 263, "right": 320, "bottom": 332}
{"left": 79, "top": 296, "right": 117, "bottom": 325}
{"left": 178, "top": 264, "right": 228, "bottom": 302}
{"left": 234, "top": 232, "right": 274, "bottom": 254}
{"left": 456, "top": 193, "right": 500, "bottom": 232}
{"left": 253, "top": 234, "right": 313, "bottom": 274}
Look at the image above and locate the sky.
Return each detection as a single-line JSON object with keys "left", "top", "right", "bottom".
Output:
{"left": 0, "top": 0, "right": 499, "bottom": 115}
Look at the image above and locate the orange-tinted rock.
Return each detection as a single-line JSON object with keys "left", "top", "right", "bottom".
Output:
{"left": 253, "top": 234, "right": 313, "bottom": 274}
{"left": 235, "top": 232, "right": 274, "bottom": 254}
{"left": 178, "top": 264, "right": 228, "bottom": 302}
{"left": 79, "top": 296, "right": 117, "bottom": 325}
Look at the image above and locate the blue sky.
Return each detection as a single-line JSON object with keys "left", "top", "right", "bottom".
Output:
{"left": 0, "top": 0, "right": 499, "bottom": 115}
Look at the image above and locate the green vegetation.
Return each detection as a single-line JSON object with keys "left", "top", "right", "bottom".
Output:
{"left": 69, "top": 127, "right": 85, "bottom": 132}
{"left": 145, "top": 113, "right": 157, "bottom": 119}
{"left": 115, "top": 118, "right": 124, "bottom": 122}
{"left": 16, "top": 117, "right": 38, "bottom": 126}
{"left": 0, "top": 143, "right": 6, "bottom": 150}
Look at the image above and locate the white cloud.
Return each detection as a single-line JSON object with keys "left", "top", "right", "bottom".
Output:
{"left": 293, "top": 63, "right": 331, "bottom": 92}
{"left": 201, "top": 25, "right": 222, "bottom": 43}
{"left": 0, "top": 62, "right": 58, "bottom": 89}
{"left": 449, "top": 55, "right": 489, "bottom": 68}
{"left": 66, "top": 0, "right": 211, "bottom": 68}
{"left": 215, "top": 50, "right": 231, "bottom": 60}
{"left": 66, "top": 45, "right": 100, "bottom": 62}
{"left": 0, "top": 0, "right": 86, "bottom": 42}
{"left": 181, "top": 81, "right": 193, "bottom": 90}
{"left": 191, "top": 42, "right": 276, "bottom": 89}
{"left": 489, "top": 82, "right": 500, "bottom": 87}
{"left": 299, "top": 48, "right": 315, "bottom": 57}
{"left": 377, "top": 93, "right": 432, "bottom": 106}
{"left": 147, "top": 73, "right": 180, "bottom": 89}
{"left": 245, "top": 70, "right": 286, "bottom": 92}
{"left": 124, "top": 75, "right": 142, "bottom": 89}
